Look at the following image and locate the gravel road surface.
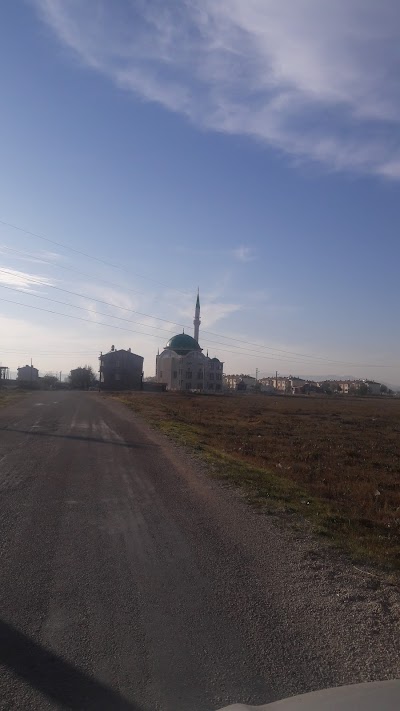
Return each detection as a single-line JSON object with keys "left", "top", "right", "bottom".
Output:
{"left": 0, "top": 391, "right": 398, "bottom": 710}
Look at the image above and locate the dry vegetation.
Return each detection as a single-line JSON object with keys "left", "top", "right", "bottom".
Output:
{"left": 0, "top": 390, "right": 25, "bottom": 409}
{"left": 116, "top": 392, "right": 400, "bottom": 571}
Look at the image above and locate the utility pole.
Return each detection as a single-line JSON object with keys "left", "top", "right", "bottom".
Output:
{"left": 99, "top": 352, "right": 102, "bottom": 392}
{"left": 30, "top": 358, "right": 33, "bottom": 389}
{"left": 59, "top": 371, "right": 62, "bottom": 382}
{"left": 275, "top": 370, "right": 278, "bottom": 389}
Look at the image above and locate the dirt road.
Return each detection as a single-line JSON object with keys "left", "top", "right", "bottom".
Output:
{"left": 0, "top": 391, "right": 398, "bottom": 710}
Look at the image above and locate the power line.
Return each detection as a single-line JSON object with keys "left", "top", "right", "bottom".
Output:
{"left": 0, "top": 218, "right": 191, "bottom": 296}
{"left": 0, "top": 245, "right": 151, "bottom": 299}
{"left": 0, "top": 284, "right": 332, "bottom": 364}
{"left": 0, "top": 271, "right": 393, "bottom": 367}
{"left": 0, "top": 224, "right": 393, "bottom": 367}
{"left": 0, "top": 283, "right": 177, "bottom": 338}
{"left": 0, "top": 268, "right": 185, "bottom": 329}
{"left": 0, "top": 348, "right": 99, "bottom": 355}
{"left": 0, "top": 244, "right": 190, "bottom": 311}
{"left": 0, "top": 267, "right": 388, "bottom": 368}
{"left": 0, "top": 294, "right": 394, "bottom": 368}
{"left": 0, "top": 295, "right": 171, "bottom": 341}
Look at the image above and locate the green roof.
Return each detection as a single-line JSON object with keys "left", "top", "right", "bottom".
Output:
{"left": 166, "top": 333, "right": 201, "bottom": 355}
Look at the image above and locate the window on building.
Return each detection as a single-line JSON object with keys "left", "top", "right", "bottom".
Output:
{"left": 197, "top": 370, "right": 202, "bottom": 380}
{"left": 160, "top": 371, "right": 163, "bottom": 378}
{"left": 208, "top": 383, "right": 214, "bottom": 390}
{"left": 115, "top": 373, "right": 121, "bottom": 381}
{"left": 186, "top": 371, "right": 192, "bottom": 379}
{"left": 216, "top": 373, "right": 222, "bottom": 381}
{"left": 173, "top": 371, "right": 177, "bottom": 378}
{"left": 215, "top": 383, "right": 221, "bottom": 391}
{"left": 186, "top": 383, "right": 191, "bottom": 390}
{"left": 209, "top": 372, "right": 214, "bottom": 380}
{"left": 197, "top": 383, "right": 203, "bottom": 390}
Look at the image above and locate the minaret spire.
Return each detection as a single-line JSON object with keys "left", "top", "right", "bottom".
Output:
{"left": 193, "top": 288, "right": 201, "bottom": 343}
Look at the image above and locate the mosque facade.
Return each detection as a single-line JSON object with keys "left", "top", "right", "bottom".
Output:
{"left": 156, "top": 292, "right": 224, "bottom": 392}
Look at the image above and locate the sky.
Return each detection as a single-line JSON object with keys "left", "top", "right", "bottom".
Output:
{"left": 1, "top": 0, "right": 400, "bottom": 384}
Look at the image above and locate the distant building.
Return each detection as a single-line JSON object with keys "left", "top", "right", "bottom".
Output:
{"left": 99, "top": 346, "right": 143, "bottom": 390}
{"left": 17, "top": 364, "right": 39, "bottom": 382}
{"left": 224, "top": 375, "right": 257, "bottom": 390}
{"left": 275, "top": 376, "right": 291, "bottom": 392}
{"left": 0, "top": 366, "right": 9, "bottom": 382}
{"left": 364, "top": 380, "right": 381, "bottom": 395}
{"left": 336, "top": 379, "right": 381, "bottom": 395}
{"left": 156, "top": 292, "right": 224, "bottom": 392}
{"left": 337, "top": 380, "right": 350, "bottom": 394}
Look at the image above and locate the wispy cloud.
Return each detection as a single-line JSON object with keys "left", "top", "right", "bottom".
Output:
{"left": 177, "top": 299, "right": 242, "bottom": 329}
{"left": 0, "top": 268, "right": 53, "bottom": 292}
{"left": 174, "top": 245, "right": 255, "bottom": 263}
{"left": 34, "top": 0, "right": 400, "bottom": 178}
{"left": 0, "top": 245, "right": 64, "bottom": 266}
{"left": 233, "top": 246, "right": 255, "bottom": 263}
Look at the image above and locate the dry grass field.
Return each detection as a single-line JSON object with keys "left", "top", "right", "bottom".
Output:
{"left": 0, "top": 389, "right": 25, "bottom": 409}
{"left": 115, "top": 392, "right": 400, "bottom": 571}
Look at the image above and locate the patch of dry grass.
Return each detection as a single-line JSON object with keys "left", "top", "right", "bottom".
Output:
{"left": 0, "top": 390, "right": 26, "bottom": 409}
{"left": 115, "top": 392, "right": 400, "bottom": 570}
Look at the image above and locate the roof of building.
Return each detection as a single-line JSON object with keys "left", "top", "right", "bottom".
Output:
{"left": 166, "top": 333, "right": 202, "bottom": 355}
{"left": 101, "top": 348, "right": 142, "bottom": 360}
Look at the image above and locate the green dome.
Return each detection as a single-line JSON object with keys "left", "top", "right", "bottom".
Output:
{"left": 166, "top": 333, "right": 201, "bottom": 355}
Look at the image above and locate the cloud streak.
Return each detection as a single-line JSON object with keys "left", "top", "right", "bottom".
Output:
{"left": 34, "top": 0, "right": 400, "bottom": 178}
{"left": 233, "top": 246, "right": 255, "bottom": 263}
{"left": 0, "top": 267, "right": 54, "bottom": 292}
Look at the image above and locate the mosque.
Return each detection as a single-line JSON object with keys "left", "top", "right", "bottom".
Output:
{"left": 155, "top": 292, "right": 224, "bottom": 391}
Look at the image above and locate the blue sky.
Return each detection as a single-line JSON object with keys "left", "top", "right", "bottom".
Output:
{"left": 1, "top": 0, "right": 400, "bottom": 383}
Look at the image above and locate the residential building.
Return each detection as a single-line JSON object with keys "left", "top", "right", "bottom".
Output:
{"left": 156, "top": 292, "right": 224, "bottom": 392}
{"left": 17, "top": 364, "right": 39, "bottom": 382}
{"left": 224, "top": 374, "right": 258, "bottom": 390}
{"left": 99, "top": 346, "right": 143, "bottom": 390}
{"left": 275, "top": 376, "right": 291, "bottom": 392}
{"left": 0, "top": 366, "right": 9, "bottom": 382}
{"left": 336, "top": 379, "right": 381, "bottom": 395}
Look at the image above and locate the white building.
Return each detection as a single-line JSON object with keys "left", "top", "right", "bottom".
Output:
{"left": 156, "top": 292, "right": 224, "bottom": 392}
{"left": 224, "top": 374, "right": 256, "bottom": 390}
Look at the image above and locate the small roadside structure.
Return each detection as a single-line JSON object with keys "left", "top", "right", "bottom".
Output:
{"left": 99, "top": 346, "right": 143, "bottom": 391}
